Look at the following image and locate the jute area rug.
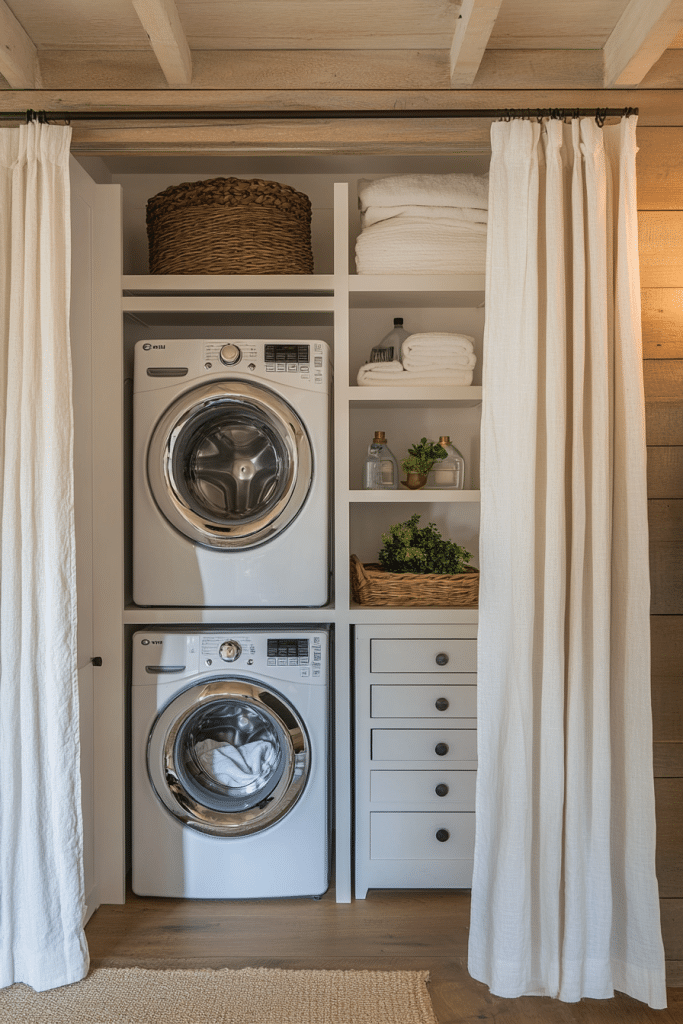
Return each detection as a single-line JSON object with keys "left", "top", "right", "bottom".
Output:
{"left": 0, "top": 966, "right": 438, "bottom": 1024}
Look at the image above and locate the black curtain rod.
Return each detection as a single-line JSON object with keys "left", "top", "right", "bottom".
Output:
{"left": 2, "top": 106, "right": 638, "bottom": 124}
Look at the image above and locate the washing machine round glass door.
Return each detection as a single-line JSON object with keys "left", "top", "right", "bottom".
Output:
{"left": 147, "top": 678, "right": 310, "bottom": 837}
{"left": 147, "top": 380, "right": 313, "bottom": 549}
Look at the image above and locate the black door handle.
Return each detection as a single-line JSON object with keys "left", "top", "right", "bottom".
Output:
{"left": 435, "top": 653, "right": 449, "bottom": 666}
{"left": 435, "top": 697, "right": 449, "bottom": 711}
{"left": 435, "top": 742, "right": 449, "bottom": 756}
{"left": 435, "top": 783, "right": 449, "bottom": 797}
{"left": 436, "top": 829, "right": 450, "bottom": 843}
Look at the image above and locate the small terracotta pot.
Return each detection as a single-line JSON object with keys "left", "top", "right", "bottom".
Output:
{"left": 405, "top": 472, "right": 428, "bottom": 489}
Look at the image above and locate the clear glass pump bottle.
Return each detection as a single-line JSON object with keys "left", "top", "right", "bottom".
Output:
{"left": 427, "top": 436, "right": 465, "bottom": 490}
{"left": 362, "top": 431, "right": 399, "bottom": 490}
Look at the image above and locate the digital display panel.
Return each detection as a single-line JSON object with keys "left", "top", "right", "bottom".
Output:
{"left": 264, "top": 344, "right": 310, "bottom": 363}
{"left": 267, "top": 638, "right": 310, "bottom": 658}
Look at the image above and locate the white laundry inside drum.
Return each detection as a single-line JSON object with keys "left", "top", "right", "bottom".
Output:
{"left": 195, "top": 738, "right": 278, "bottom": 788}
{"left": 173, "top": 698, "right": 289, "bottom": 814}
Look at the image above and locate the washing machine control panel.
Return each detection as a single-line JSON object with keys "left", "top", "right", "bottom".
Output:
{"left": 133, "top": 631, "right": 328, "bottom": 684}
{"left": 219, "top": 640, "right": 242, "bottom": 662}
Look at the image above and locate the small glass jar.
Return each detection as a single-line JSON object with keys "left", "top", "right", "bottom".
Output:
{"left": 428, "top": 436, "right": 465, "bottom": 490}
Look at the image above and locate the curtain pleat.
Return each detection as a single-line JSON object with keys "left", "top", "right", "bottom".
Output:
{"left": 0, "top": 122, "right": 88, "bottom": 991}
{"left": 468, "top": 115, "right": 667, "bottom": 1008}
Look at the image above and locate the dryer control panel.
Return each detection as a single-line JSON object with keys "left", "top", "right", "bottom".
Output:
{"left": 134, "top": 339, "right": 330, "bottom": 394}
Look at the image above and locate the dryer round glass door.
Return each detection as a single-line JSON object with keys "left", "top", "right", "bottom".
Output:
{"left": 147, "top": 380, "right": 313, "bottom": 549}
{"left": 147, "top": 679, "right": 310, "bottom": 837}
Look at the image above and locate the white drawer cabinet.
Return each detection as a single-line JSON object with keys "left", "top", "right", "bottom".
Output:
{"left": 370, "top": 638, "right": 477, "bottom": 674}
{"left": 354, "top": 623, "right": 477, "bottom": 899}
{"left": 370, "top": 770, "right": 477, "bottom": 807}
{"left": 371, "top": 728, "right": 477, "bottom": 762}
{"left": 371, "top": 681, "right": 477, "bottom": 718}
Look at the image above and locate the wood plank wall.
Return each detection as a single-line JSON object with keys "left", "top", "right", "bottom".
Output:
{"left": 638, "top": 126, "right": 683, "bottom": 986}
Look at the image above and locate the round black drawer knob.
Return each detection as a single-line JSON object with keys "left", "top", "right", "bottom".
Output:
{"left": 435, "top": 697, "right": 449, "bottom": 711}
{"left": 435, "top": 742, "right": 449, "bottom": 756}
{"left": 435, "top": 783, "right": 449, "bottom": 797}
{"left": 436, "top": 829, "right": 450, "bottom": 843}
{"left": 435, "top": 653, "right": 449, "bottom": 666}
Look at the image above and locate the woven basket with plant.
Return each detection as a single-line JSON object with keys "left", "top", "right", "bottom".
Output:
{"left": 350, "top": 514, "right": 479, "bottom": 608}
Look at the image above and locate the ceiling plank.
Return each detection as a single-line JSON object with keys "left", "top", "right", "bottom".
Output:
{"left": 31, "top": 47, "right": 609, "bottom": 92}
{"left": 0, "top": 0, "right": 39, "bottom": 89}
{"left": 131, "top": 0, "right": 192, "bottom": 87}
{"left": 604, "top": 0, "right": 683, "bottom": 87}
{"left": 450, "top": 0, "right": 504, "bottom": 87}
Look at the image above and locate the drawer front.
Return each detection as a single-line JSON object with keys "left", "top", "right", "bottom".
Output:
{"left": 370, "top": 770, "right": 476, "bottom": 808}
{"left": 371, "top": 728, "right": 477, "bottom": 762}
{"left": 370, "top": 638, "right": 477, "bottom": 674}
{"left": 370, "top": 811, "right": 475, "bottom": 860}
{"left": 371, "top": 683, "right": 476, "bottom": 719}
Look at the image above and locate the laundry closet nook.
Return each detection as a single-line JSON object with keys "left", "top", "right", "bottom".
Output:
{"left": 70, "top": 151, "right": 489, "bottom": 912}
{"left": 65, "top": 127, "right": 683, "bottom": 994}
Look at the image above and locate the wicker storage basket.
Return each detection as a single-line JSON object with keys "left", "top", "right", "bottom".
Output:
{"left": 350, "top": 554, "right": 479, "bottom": 608}
{"left": 146, "top": 177, "right": 314, "bottom": 275}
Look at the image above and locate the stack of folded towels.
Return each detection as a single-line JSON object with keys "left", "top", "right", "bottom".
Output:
{"left": 355, "top": 172, "right": 489, "bottom": 275}
{"left": 357, "top": 332, "right": 476, "bottom": 387}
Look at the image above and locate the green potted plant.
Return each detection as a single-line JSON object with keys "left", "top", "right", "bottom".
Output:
{"left": 401, "top": 437, "right": 447, "bottom": 489}
{"left": 378, "top": 514, "right": 472, "bottom": 575}
{"left": 349, "top": 514, "right": 479, "bottom": 608}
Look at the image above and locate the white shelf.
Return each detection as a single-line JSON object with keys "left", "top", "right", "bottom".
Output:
{"left": 122, "top": 274, "right": 336, "bottom": 295}
{"left": 123, "top": 605, "right": 337, "bottom": 624}
{"left": 349, "top": 275, "right": 485, "bottom": 308}
{"left": 349, "top": 604, "right": 478, "bottom": 624}
{"left": 349, "top": 489, "right": 480, "bottom": 502}
{"left": 348, "top": 386, "right": 482, "bottom": 407}
{"left": 122, "top": 293, "right": 335, "bottom": 313}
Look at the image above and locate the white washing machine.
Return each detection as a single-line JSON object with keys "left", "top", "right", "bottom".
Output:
{"left": 131, "top": 628, "right": 330, "bottom": 899}
{"left": 133, "top": 338, "right": 330, "bottom": 606}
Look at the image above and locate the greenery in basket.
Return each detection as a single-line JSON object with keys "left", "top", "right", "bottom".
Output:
{"left": 378, "top": 514, "right": 472, "bottom": 575}
{"left": 400, "top": 437, "right": 447, "bottom": 477}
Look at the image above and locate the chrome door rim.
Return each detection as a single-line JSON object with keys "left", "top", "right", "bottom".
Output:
{"left": 147, "top": 380, "right": 313, "bottom": 549}
{"left": 147, "top": 678, "right": 310, "bottom": 837}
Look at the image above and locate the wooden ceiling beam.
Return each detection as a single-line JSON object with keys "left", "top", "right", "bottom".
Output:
{"left": 604, "top": 0, "right": 683, "bottom": 87}
{"left": 0, "top": 0, "right": 40, "bottom": 89}
{"left": 131, "top": 0, "right": 192, "bottom": 87}
{"left": 450, "top": 0, "right": 504, "bottom": 87}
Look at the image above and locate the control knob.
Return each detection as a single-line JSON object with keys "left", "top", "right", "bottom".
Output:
{"left": 220, "top": 344, "right": 241, "bottom": 366}
{"left": 219, "top": 640, "right": 242, "bottom": 662}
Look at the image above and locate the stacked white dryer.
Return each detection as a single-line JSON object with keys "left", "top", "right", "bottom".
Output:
{"left": 133, "top": 338, "right": 330, "bottom": 607}
{"left": 130, "top": 339, "right": 332, "bottom": 898}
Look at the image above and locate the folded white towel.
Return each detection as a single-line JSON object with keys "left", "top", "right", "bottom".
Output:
{"left": 403, "top": 352, "right": 477, "bottom": 372}
{"left": 195, "top": 739, "right": 276, "bottom": 788}
{"left": 357, "top": 367, "right": 474, "bottom": 387}
{"left": 401, "top": 332, "right": 477, "bottom": 371}
{"left": 358, "top": 360, "right": 404, "bottom": 375}
{"left": 355, "top": 217, "right": 487, "bottom": 275}
{"left": 361, "top": 205, "right": 488, "bottom": 229}
{"left": 402, "top": 332, "right": 475, "bottom": 353}
{"left": 356, "top": 361, "right": 405, "bottom": 384}
{"left": 358, "top": 173, "right": 489, "bottom": 211}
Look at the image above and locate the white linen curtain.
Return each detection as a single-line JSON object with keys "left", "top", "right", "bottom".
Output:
{"left": 0, "top": 123, "right": 89, "bottom": 991}
{"left": 468, "top": 115, "right": 667, "bottom": 1009}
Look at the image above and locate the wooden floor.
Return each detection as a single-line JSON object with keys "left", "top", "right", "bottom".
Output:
{"left": 85, "top": 886, "right": 683, "bottom": 1023}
